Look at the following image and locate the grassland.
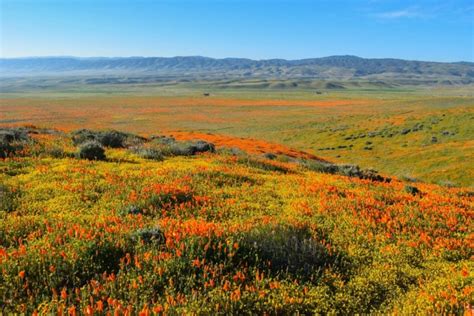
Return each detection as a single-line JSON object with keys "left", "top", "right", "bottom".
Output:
{"left": 1, "top": 81, "right": 473, "bottom": 186}
{"left": 0, "top": 128, "right": 472, "bottom": 314}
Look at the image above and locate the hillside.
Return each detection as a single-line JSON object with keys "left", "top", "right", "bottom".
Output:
{"left": 1, "top": 55, "right": 473, "bottom": 82}
{"left": 0, "top": 127, "right": 472, "bottom": 314}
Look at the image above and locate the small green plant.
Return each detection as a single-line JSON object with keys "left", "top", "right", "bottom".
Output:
{"left": 404, "top": 185, "right": 421, "bottom": 195}
{"left": 0, "top": 184, "right": 20, "bottom": 212}
{"left": 71, "top": 129, "right": 146, "bottom": 148}
{"left": 131, "top": 147, "right": 164, "bottom": 161}
{"left": 263, "top": 152, "right": 277, "bottom": 160}
{"left": 133, "top": 227, "right": 166, "bottom": 245}
{"left": 153, "top": 139, "right": 215, "bottom": 157}
{"left": 0, "top": 128, "right": 31, "bottom": 158}
{"left": 0, "top": 139, "right": 15, "bottom": 158}
{"left": 77, "top": 140, "right": 106, "bottom": 160}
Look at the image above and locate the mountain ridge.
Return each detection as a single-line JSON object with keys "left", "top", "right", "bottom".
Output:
{"left": 1, "top": 55, "right": 473, "bottom": 80}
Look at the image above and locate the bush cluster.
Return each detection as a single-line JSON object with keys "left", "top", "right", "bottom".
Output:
{"left": 0, "top": 184, "right": 20, "bottom": 212}
{"left": 132, "top": 227, "right": 166, "bottom": 245}
{"left": 301, "top": 160, "right": 390, "bottom": 182}
{"left": 131, "top": 138, "right": 216, "bottom": 160}
{"left": 71, "top": 129, "right": 146, "bottom": 148}
{"left": 130, "top": 147, "right": 164, "bottom": 161}
{"left": 77, "top": 141, "right": 106, "bottom": 160}
{"left": 0, "top": 128, "right": 30, "bottom": 158}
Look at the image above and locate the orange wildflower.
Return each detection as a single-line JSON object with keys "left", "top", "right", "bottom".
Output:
{"left": 61, "top": 288, "right": 68, "bottom": 300}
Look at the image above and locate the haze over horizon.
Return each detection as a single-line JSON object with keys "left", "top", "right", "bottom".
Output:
{"left": 1, "top": 54, "right": 473, "bottom": 64}
{"left": 1, "top": 0, "right": 473, "bottom": 62}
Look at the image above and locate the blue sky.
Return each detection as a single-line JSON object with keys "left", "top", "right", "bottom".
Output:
{"left": 1, "top": 0, "right": 473, "bottom": 61}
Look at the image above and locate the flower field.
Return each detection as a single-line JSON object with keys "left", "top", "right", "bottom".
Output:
{"left": 1, "top": 91, "right": 473, "bottom": 186}
{"left": 0, "top": 128, "right": 472, "bottom": 314}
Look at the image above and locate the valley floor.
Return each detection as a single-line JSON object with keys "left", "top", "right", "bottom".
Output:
{"left": 1, "top": 85, "right": 473, "bottom": 186}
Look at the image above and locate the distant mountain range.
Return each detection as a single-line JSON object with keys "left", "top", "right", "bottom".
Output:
{"left": 1, "top": 55, "right": 473, "bottom": 81}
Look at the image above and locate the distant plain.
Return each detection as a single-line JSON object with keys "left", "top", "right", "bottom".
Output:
{"left": 1, "top": 78, "right": 473, "bottom": 186}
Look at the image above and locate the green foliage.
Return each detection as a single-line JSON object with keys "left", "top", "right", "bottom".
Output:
{"left": 0, "top": 128, "right": 472, "bottom": 314}
{"left": 0, "top": 138, "right": 15, "bottom": 158}
{"left": 147, "top": 138, "right": 215, "bottom": 157}
{"left": 77, "top": 140, "right": 106, "bottom": 160}
{"left": 301, "top": 160, "right": 388, "bottom": 182}
{"left": 238, "top": 225, "right": 351, "bottom": 281}
{"left": 132, "top": 227, "right": 166, "bottom": 245}
{"left": 72, "top": 129, "right": 145, "bottom": 148}
{"left": 0, "top": 128, "right": 31, "bottom": 158}
{"left": 404, "top": 185, "right": 421, "bottom": 195}
{"left": 0, "top": 184, "right": 20, "bottom": 212}
{"left": 130, "top": 147, "right": 164, "bottom": 161}
{"left": 237, "top": 157, "right": 290, "bottom": 173}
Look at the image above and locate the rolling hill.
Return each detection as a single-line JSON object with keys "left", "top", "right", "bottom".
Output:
{"left": 1, "top": 55, "right": 473, "bottom": 82}
{"left": 0, "top": 126, "right": 472, "bottom": 314}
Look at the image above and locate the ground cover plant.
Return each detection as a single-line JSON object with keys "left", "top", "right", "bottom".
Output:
{"left": 0, "top": 127, "right": 472, "bottom": 314}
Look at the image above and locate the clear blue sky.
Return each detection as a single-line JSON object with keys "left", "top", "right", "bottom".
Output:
{"left": 1, "top": 0, "right": 473, "bottom": 61}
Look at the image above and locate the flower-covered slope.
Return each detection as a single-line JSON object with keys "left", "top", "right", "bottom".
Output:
{"left": 0, "top": 129, "right": 472, "bottom": 314}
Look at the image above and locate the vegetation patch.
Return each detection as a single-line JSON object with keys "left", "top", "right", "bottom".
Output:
{"left": 237, "top": 157, "right": 292, "bottom": 173}
{"left": 76, "top": 140, "right": 106, "bottom": 160}
{"left": 301, "top": 159, "right": 389, "bottom": 182}
{"left": 71, "top": 129, "right": 146, "bottom": 148}
{"left": 0, "top": 184, "right": 21, "bottom": 213}
{"left": 0, "top": 128, "right": 31, "bottom": 158}
{"left": 129, "top": 147, "right": 164, "bottom": 161}
{"left": 0, "top": 128, "right": 471, "bottom": 314}
{"left": 132, "top": 227, "right": 166, "bottom": 245}
{"left": 237, "top": 224, "right": 351, "bottom": 281}
{"left": 191, "top": 170, "right": 258, "bottom": 187}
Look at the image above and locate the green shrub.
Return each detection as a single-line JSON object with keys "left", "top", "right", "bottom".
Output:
{"left": 46, "top": 147, "right": 70, "bottom": 158}
{"left": 217, "top": 146, "right": 248, "bottom": 157}
{"left": 71, "top": 129, "right": 98, "bottom": 145}
{"left": 301, "top": 160, "right": 339, "bottom": 173}
{"left": 133, "top": 227, "right": 166, "bottom": 245}
{"left": 0, "top": 128, "right": 30, "bottom": 143}
{"left": 119, "top": 204, "right": 143, "bottom": 216}
{"left": 77, "top": 140, "right": 106, "bottom": 160}
{"left": 99, "top": 130, "right": 128, "bottom": 148}
{"left": 0, "top": 128, "right": 31, "bottom": 158}
{"left": 131, "top": 147, "right": 164, "bottom": 161}
{"left": 148, "top": 191, "right": 195, "bottom": 210}
{"left": 153, "top": 140, "right": 216, "bottom": 157}
{"left": 0, "top": 139, "right": 15, "bottom": 158}
{"left": 238, "top": 225, "right": 350, "bottom": 280}
{"left": 405, "top": 185, "right": 421, "bottom": 195}
{"left": 167, "top": 140, "right": 215, "bottom": 156}
{"left": 151, "top": 135, "right": 176, "bottom": 145}
{"left": 238, "top": 157, "right": 290, "bottom": 173}
{"left": 120, "top": 190, "right": 196, "bottom": 217}
{"left": 301, "top": 160, "right": 389, "bottom": 182}
{"left": 263, "top": 152, "right": 277, "bottom": 160}
{"left": 0, "top": 184, "right": 20, "bottom": 212}
{"left": 71, "top": 129, "right": 146, "bottom": 148}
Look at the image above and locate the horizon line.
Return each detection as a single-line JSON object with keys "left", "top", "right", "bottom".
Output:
{"left": 1, "top": 54, "right": 472, "bottom": 64}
